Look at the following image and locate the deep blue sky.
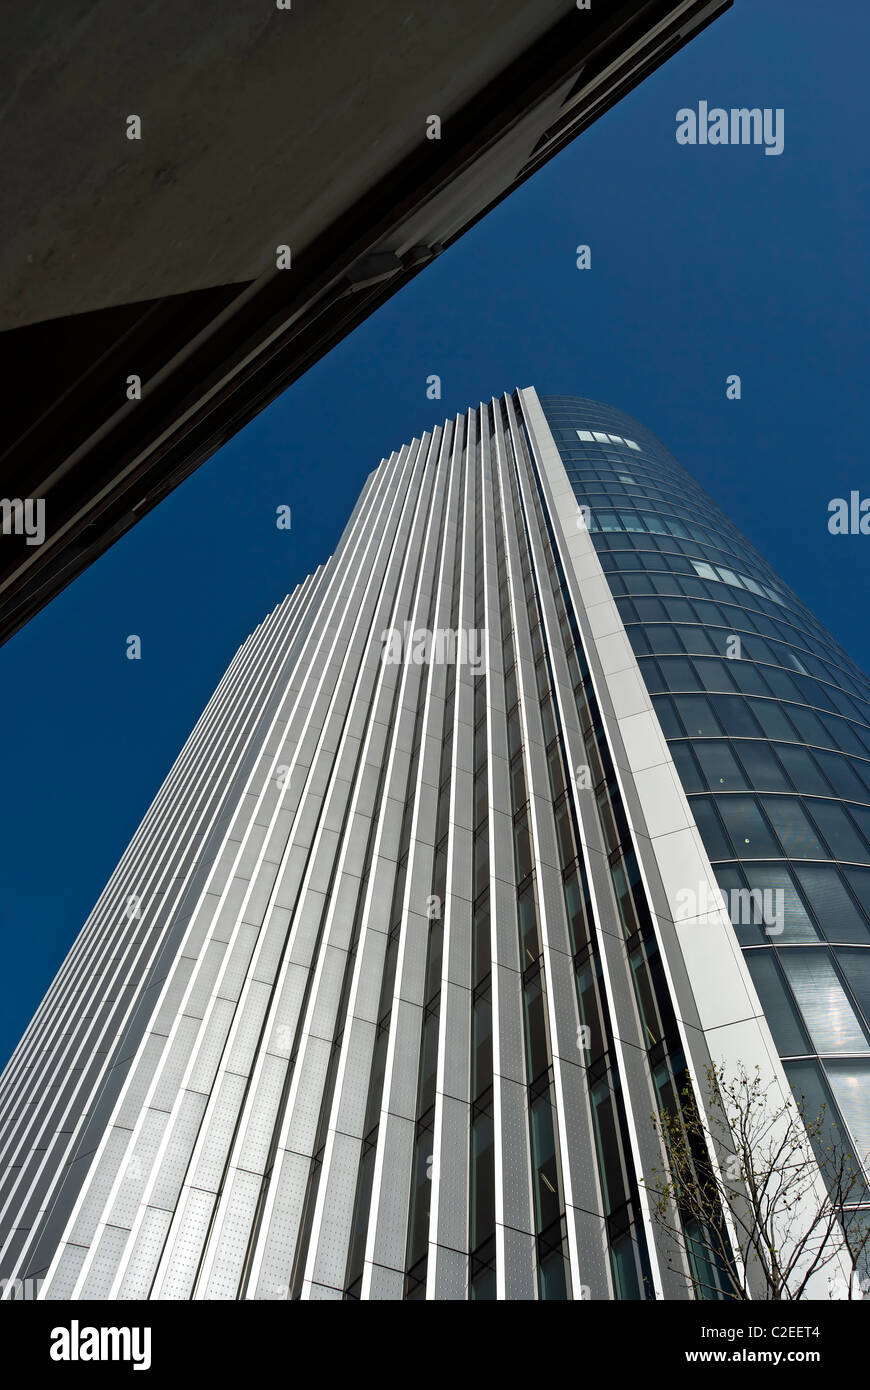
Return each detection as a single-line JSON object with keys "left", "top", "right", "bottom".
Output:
{"left": 2, "top": 0, "right": 868, "bottom": 1067}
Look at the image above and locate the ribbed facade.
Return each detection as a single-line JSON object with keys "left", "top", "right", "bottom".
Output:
{"left": 0, "top": 388, "right": 849, "bottom": 1301}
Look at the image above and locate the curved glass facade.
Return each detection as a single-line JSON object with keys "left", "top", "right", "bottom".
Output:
{"left": 541, "top": 395, "right": 870, "bottom": 1196}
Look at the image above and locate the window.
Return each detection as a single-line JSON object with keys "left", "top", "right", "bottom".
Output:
{"left": 748, "top": 700, "right": 798, "bottom": 741}
{"left": 576, "top": 430, "right": 594, "bottom": 441}
{"left": 824, "top": 1061, "right": 870, "bottom": 1179}
{"left": 695, "top": 658, "right": 738, "bottom": 693}
{"left": 670, "top": 741, "right": 705, "bottom": 794}
{"left": 787, "top": 705, "right": 831, "bottom": 748}
{"left": 806, "top": 799, "right": 869, "bottom": 862}
{"left": 652, "top": 695, "right": 683, "bottom": 739}
{"left": 844, "top": 867, "right": 870, "bottom": 922}
{"left": 744, "top": 863, "right": 819, "bottom": 942}
{"left": 745, "top": 952, "right": 811, "bottom": 1056}
{"left": 692, "top": 560, "right": 718, "bottom": 582}
{"left": 711, "top": 695, "right": 763, "bottom": 739}
{"left": 675, "top": 694, "right": 722, "bottom": 737}
{"left": 658, "top": 656, "right": 701, "bottom": 691}
{"left": 625, "top": 439, "right": 640, "bottom": 450}
{"left": 795, "top": 865, "right": 870, "bottom": 945}
{"left": 773, "top": 743, "right": 831, "bottom": 796}
{"left": 675, "top": 625, "right": 717, "bottom": 656}
{"left": 690, "top": 797, "right": 732, "bottom": 862}
{"left": 716, "top": 567, "right": 743, "bottom": 588}
{"left": 717, "top": 796, "right": 781, "bottom": 857}
{"left": 813, "top": 751, "right": 869, "bottom": 803}
{"left": 761, "top": 797, "right": 826, "bottom": 858}
{"left": 779, "top": 951, "right": 870, "bottom": 1053}
{"left": 694, "top": 741, "right": 748, "bottom": 791}
{"left": 733, "top": 741, "right": 791, "bottom": 792}
{"left": 835, "top": 949, "right": 870, "bottom": 1030}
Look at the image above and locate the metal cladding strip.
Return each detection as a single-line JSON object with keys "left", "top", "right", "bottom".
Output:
{"left": 503, "top": 394, "right": 616, "bottom": 1298}
{"left": 508, "top": 390, "right": 633, "bottom": 1296}
{"left": 195, "top": 423, "right": 445, "bottom": 1301}
{"left": 0, "top": 612, "right": 264, "bottom": 1107}
{"left": 19, "top": 583, "right": 323, "bottom": 1295}
{"left": 144, "top": 436, "right": 431, "bottom": 1302}
{"left": 517, "top": 387, "right": 846, "bottom": 1299}
{"left": 244, "top": 428, "right": 444, "bottom": 1295}
{"left": 142, "top": 441, "right": 429, "bottom": 1302}
{"left": 516, "top": 389, "right": 711, "bottom": 1296}
{"left": 297, "top": 421, "right": 463, "bottom": 1300}
{"left": 0, "top": 577, "right": 325, "bottom": 1289}
{"left": 500, "top": 400, "right": 591, "bottom": 1296}
{"left": 62, "top": 437, "right": 424, "bottom": 1300}
{"left": 426, "top": 409, "right": 477, "bottom": 1300}
{"left": 514, "top": 408, "right": 677, "bottom": 1296}
{"left": 358, "top": 419, "right": 463, "bottom": 1301}
{"left": 360, "top": 419, "right": 466, "bottom": 1300}
{"left": 37, "top": 440, "right": 417, "bottom": 1298}
{"left": 511, "top": 395, "right": 672, "bottom": 1295}
{"left": 0, "top": 585, "right": 311, "bottom": 1126}
{"left": 484, "top": 406, "right": 537, "bottom": 1300}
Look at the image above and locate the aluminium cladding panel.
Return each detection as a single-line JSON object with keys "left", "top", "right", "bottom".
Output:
{"left": 22, "top": 440, "right": 412, "bottom": 1297}
{"left": 0, "top": 573, "right": 325, "bottom": 1290}
{"left": 492, "top": 401, "right": 608, "bottom": 1299}
{"left": 517, "top": 386, "right": 843, "bottom": 1299}
{"left": 361, "top": 418, "right": 469, "bottom": 1296}
{"left": 46, "top": 435, "right": 431, "bottom": 1299}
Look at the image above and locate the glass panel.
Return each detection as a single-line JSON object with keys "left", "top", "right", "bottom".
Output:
{"left": 518, "top": 880, "right": 541, "bottom": 966}
{"left": 658, "top": 656, "right": 702, "bottom": 691}
{"left": 747, "top": 699, "right": 798, "bottom": 740}
{"left": 716, "top": 796, "right": 781, "bottom": 857}
{"left": 794, "top": 865, "right": 870, "bottom": 945}
{"left": 823, "top": 1062, "right": 870, "bottom": 1179}
{"left": 743, "top": 863, "right": 819, "bottom": 942}
{"left": 761, "top": 797, "right": 826, "bottom": 858}
{"left": 670, "top": 740, "right": 705, "bottom": 794}
{"left": 529, "top": 1090, "right": 562, "bottom": 1231}
{"left": 690, "top": 797, "right": 732, "bottom": 862}
{"left": 734, "top": 740, "right": 791, "bottom": 791}
{"left": 779, "top": 951, "right": 870, "bottom": 1053}
{"left": 715, "top": 864, "right": 764, "bottom": 944}
{"left": 652, "top": 695, "right": 683, "bottom": 739}
{"left": 694, "top": 740, "right": 748, "bottom": 791}
{"left": 523, "top": 967, "right": 550, "bottom": 1081}
{"left": 844, "top": 867, "right": 870, "bottom": 923}
{"left": 744, "top": 951, "right": 811, "bottom": 1056}
{"left": 773, "top": 743, "right": 832, "bottom": 796}
{"left": 806, "top": 800, "right": 869, "bottom": 862}
{"left": 471, "top": 988, "right": 493, "bottom": 1099}
{"left": 470, "top": 1107, "right": 495, "bottom": 1250}
{"left": 834, "top": 949, "right": 870, "bottom": 1032}
{"left": 711, "top": 695, "right": 763, "bottom": 738}
{"left": 675, "top": 694, "right": 722, "bottom": 737}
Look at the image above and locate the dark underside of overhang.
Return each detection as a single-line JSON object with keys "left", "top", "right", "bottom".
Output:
{"left": 0, "top": 0, "right": 730, "bottom": 646}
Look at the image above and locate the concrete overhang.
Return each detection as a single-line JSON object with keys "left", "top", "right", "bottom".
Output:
{"left": 0, "top": 0, "right": 730, "bottom": 646}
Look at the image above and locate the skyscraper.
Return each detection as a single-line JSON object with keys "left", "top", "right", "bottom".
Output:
{"left": 0, "top": 388, "right": 865, "bottom": 1302}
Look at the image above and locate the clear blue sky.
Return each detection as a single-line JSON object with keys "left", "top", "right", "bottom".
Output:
{"left": 2, "top": 0, "right": 868, "bottom": 1067}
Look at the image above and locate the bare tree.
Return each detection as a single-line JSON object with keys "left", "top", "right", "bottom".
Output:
{"left": 645, "top": 1063, "right": 870, "bottom": 1300}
